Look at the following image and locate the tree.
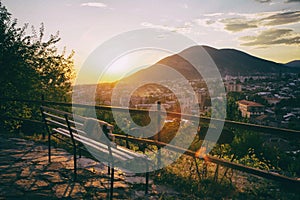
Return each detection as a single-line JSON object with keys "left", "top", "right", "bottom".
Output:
{"left": 0, "top": 2, "right": 74, "bottom": 100}
{"left": 226, "top": 92, "right": 244, "bottom": 121}
{"left": 0, "top": 1, "right": 74, "bottom": 132}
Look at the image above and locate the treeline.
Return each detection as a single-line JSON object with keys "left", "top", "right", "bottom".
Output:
{"left": 0, "top": 1, "right": 74, "bottom": 132}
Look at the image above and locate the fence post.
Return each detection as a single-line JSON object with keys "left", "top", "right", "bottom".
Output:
{"left": 157, "top": 101, "right": 161, "bottom": 168}
{"left": 41, "top": 94, "right": 45, "bottom": 139}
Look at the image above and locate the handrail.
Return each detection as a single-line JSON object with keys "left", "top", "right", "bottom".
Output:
{"left": 1, "top": 97, "right": 299, "bottom": 137}
{"left": 114, "top": 134, "right": 300, "bottom": 187}
{"left": 1, "top": 97, "right": 300, "bottom": 189}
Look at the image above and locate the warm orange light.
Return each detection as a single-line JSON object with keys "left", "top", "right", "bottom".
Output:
{"left": 195, "top": 147, "right": 207, "bottom": 158}
{"left": 101, "top": 50, "right": 170, "bottom": 83}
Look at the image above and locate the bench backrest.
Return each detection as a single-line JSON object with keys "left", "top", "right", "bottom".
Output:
{"left": 40, "top": 106, "right": 151, "bottom": 171}
{"left": 40, "top": 106, "right": 114, "bottom": 141}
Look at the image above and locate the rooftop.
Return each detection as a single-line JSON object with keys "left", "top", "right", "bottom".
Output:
{"left": 237, "top": 100, "right": 264, "bottom": 107}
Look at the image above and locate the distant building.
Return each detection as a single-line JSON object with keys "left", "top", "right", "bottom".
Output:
{"left": 225, "top": 82, "right": 242, "bottom": 92}
{"left": 263, "top": 97, "right": 281, "bottom": 105}
{"left": 237, "top": 100, "right": 264, "bottom": 118}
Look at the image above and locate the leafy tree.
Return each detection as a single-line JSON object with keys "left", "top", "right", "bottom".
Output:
{"left": 0, "top": 2, "right": 74, "bottom": 100}
{"left": 0, "top": 1, "right": 74, "bottom": 132}
{"left": 226, "top": 92, "right": 244, "bottom": 121}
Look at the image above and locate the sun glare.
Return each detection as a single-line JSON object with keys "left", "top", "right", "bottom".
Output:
{"left": 99, "top": 49, "right": 171, "bottom": 83}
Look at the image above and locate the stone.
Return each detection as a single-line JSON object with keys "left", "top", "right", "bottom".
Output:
{"left": 32, "top": 156, "right": 49, "bottom": 163}
{"left": 113, "top": 181, "right": 129, "bottom": 189}
{"left": 0, "top": 164, "right": 9, "bottom": 169}
{"left": 51, "top": 155, "right": 72, "bottom": 162}
{"left": 20, "top": 167, "right": 32, "bottom": 177}
{"left": 34, "top": 164, "right": 45, "bottom": 171}
{"left": 63, "top": 160, "right": 75, "bottom": 169}
{"left": 77, "top": 157, "right": 98, "bottom": 168}
{"left": 30, "top": 180, "right": 49, "bottom": 190}
{"left": 46, "top": 162, "right": 65, "bottom": 171}
{"left": 1, "top": 173, "right": 17, "bottom": 180}
{"left": 84, "top": 179, "right": 105, "bottom": 188}
{"left": 52, "top": 183, "right": 86, "bottom": 198}
{"left": 42, "top": 171, "right": 65, "bottom": 183}
{"left": 15, "top": 179, "right": 34, "bottom": 191}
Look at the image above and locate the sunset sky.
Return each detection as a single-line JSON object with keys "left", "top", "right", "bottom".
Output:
{"left": 2, "top": 0, "right": 300, "bottom": 83}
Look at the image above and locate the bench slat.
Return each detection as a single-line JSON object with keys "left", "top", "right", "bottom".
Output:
{"left": 41, "top": 106, "right": 73, "bottom": 117}
{"left": 55, "top": 128, "right": 143, "bottom": 161}
{"left": 54, "top": 128, "right": 129, "bottom": 160}
{"left": 43, "top": 112, "right": 67, "bottom": 124}
{"left": 41, "top": 106, "right": 151, "bottom": 197}
{"left": 46, "top": 118, "right": 69, "bottom": 130}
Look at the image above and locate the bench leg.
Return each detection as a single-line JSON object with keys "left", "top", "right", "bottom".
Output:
{"left": 73, "top": 147, "right": 77, "bottom": 181}
{"left": 48, "top": 133, "right": 51, "bottom": 163}
{"left": 145, "top": 172, "right": 149, "bottom": 194}
{"left": 110, "top": 167, "right": 114, "bottom": 200}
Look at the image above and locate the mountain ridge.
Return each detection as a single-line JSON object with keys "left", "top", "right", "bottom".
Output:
{"left": 285, "top": 60, "right": 300, "bottom": 68}
{"left": 120, "top": 45, "right": 299, "bottom": 84}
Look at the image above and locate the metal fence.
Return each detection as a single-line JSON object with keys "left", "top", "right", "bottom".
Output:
{"left": 0, "top": 97, "right": 299, "bottom": 189}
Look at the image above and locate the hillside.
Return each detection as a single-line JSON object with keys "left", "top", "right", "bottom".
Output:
{"left": 121, "top": 46, "right": 298, "bottom": 84}
{"left": 285, "top": 60, "right": 300, "bottom": 68}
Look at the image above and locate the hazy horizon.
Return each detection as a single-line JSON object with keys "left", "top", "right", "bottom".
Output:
{"left": 3, "top": 0, "right": 300, "bottom": 84}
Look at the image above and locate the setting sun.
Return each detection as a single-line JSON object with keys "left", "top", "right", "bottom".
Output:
{"left": 98, "top": 49, "right": 171, "bottom": 83}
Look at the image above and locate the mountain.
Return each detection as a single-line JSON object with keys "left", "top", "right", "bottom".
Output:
{"left": 121, "top": 45, "right": 299, "bottom": 84}
{"left": 285, "top": 60, "right": 300, "bottom": 68}
{"left": 197, "top": 46, "right": 285, "bottom": 76}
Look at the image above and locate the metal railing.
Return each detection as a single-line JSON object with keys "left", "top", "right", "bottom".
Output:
{"left": 1, "top": 97, "right": 299, "bottom": 189}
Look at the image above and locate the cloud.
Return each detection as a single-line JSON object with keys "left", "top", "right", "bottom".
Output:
{"left": 81, "top": 2, "right": 107, "bottom": 8}
{"left": 285, "top": 0, "right": 300, "bottom": 2}
{"left": 262, "top": 11, "right": 300, "bottom": 26}
{"left": 203, "top": 13, "right": 224, "bottom": 17}
{"left": 140, "top": 22, "right": 192, "bottom": 34}
{"left": 240, "top": 28, "right": 300, "bottom": 46}
{"left": 220, "top": 18, "right": 258, "bottom": 32}
{"left": 219, "top": 11, "right": 300, "bottom": 32}
{"left": 255, "top": 0, "right": 272, "bottom": 3}
{"left": 255, "top": 0, "right": 300, "bottom": 3}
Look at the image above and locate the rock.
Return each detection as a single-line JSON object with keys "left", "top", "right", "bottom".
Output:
{"left": 20, "top": 167, "right": 35, "bottom": 177}
{"left": 1, "top": 173, "right": 17, "bottom": 180}
{"left": 30, "top": 180, "right": 49, "bottom": 190}
{"left": 15, "top": 179, "right": 34, "bottom": 191}
{"left": 114, "top": 181, "right": 129, "bottom": 188}
{"left": 84, "top": 178, "right": 105, "bottom": 188}
{"left": 52, "top": 183, "right": 86, "bottom": 198}
{"left": 46, "top": 162, "right": 65, "bottom": 171}
{"left": 41, "top": 171, "right": 65, "bottom": 183}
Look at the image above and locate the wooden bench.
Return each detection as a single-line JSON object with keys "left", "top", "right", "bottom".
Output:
{"left": 40, "top": 106, "right": 150, "bottom": 199}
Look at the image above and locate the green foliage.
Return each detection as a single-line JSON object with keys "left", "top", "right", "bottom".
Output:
{"left": 0, "top": 2, "right": 74, "bottom": 100}
{"left": 226, "top": 92, "right": 244, "bottom": 121}
{"left": 0, "top": 1, "right": 74, "bottom": 132}
{"left": 247, "top": 94, "right": 268, "bottom": 106}
{"left": 211, "top": 130, "right": 276, "bottom": 172}
{"left": 153, "top": 155, "right": 235, "bottom": 199}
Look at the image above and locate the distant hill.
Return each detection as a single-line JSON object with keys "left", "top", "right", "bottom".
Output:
{"left": 121, "top": 45, "right": 299, "bottom": 84}
{"left": 285, "top": 60, "right": 300, "bottom": 68}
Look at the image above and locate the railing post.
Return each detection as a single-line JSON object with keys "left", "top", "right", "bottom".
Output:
{"left": 41, "top": 94, "right": 45, "bottom": 139}
{"left": 157, "top": 101, "right": 161, "bottom": 168}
